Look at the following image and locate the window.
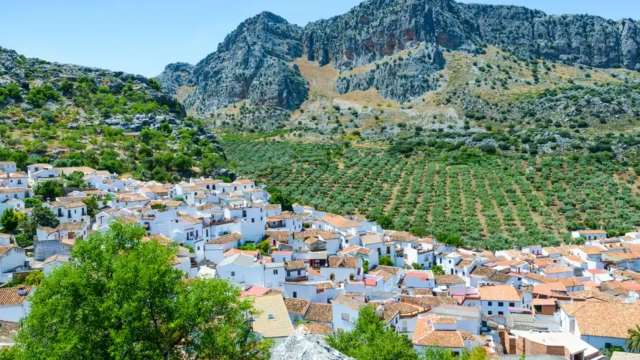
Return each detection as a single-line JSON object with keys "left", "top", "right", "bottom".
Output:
{"left": 252, "top": 218, "right": 255, "bottom": 223}
{"left": 231, "top": 272, "right": 235, "bottom": 277}
{"left": 273, "top": 270, "right": 278, "bottom": 275}
{"left": 488, "top": 311, "right": 492, "bottom": 315}
{"left": 341, "top": 313, "right": 349, "bottom": 321}
{"left": 498, "top": 311, "right": 504, "bottom": 315}
{"left": 488, "top": 301, "right": 492, "bottom": 306}
{"left": 293, "top": 292, "right": 297, "bottom": 298}
{"left": 386, "top": 246, "right": 390, "bottom": 254}
{"left": 498, "top": 302, "right": 503, "bottom": 307}
{"left": 509, "top": 302, "right": 515, "bottom": 307}
{"left": 377, "top": 248, "right": 381, "bottom": 255}
{"left": 297, "top": 270, "right": 301, "bottom": 276}
{"left": 337, "top": 328, "right": 344, "bottom": 334}
{"left": 197, "top": 246, "right": 200, "bottom": 251}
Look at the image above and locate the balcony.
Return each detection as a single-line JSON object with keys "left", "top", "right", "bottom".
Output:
{"left": 285, "top": 276, "right": 309, "bottom": 283}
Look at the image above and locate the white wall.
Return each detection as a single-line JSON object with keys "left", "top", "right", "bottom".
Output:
{"left": 0, "top": 302, "right": 29, "bottom": 323}
{"left": 264, "top": 266, "right": 286, "bottom": 290}
{"left": 332, "top": 302, "right": 359, "bottom": 333}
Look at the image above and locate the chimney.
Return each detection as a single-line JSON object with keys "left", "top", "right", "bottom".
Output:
{"left": 17, "top": 285, "right": 27, "bottom": 296}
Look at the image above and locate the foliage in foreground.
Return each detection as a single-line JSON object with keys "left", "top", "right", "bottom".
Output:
{"left": 326, "top": 305, "right": 419, "bottom": 360}
{"left": 2, "top": 222, "right": 272, "bottom": 360}
{"left": 326, "top": 305, "right": 489, "bottom": 360}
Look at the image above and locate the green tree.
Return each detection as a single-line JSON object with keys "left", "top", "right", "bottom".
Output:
{"left": 256, "top": 240, "right": 270, "bottom": 256}
{"left": 60, "top": 80, "right": 74, "bottom": 94}
{"left": 174, "top": 154, "right": 193, "bottom": 175}
{"left": 19, "top": 204, "right": 60, "bottom": 246}
{"left": 379, "top": 256, "right": 394, "bottom": 266}
{"left": 82, "top": 197, "right": 99, "bottom": 217}
{"left": 64, "top": 171, "right": 85, "bottom": 187}
{"left": 5, "top": 222, "right": 273, "bottom": 360}
{"left": 627, "top": 325, "right": 640, "bottom": 353}
{"left": 24, "top": 271, "right": 44, "bottom": 286}
{"left": 411, "top": 263, "right": 424, "bottom": 270}
{"left": 266, "top": 187, "right": 294, "bottom": 212}
{"left": 148, "top": 78, "right": 161, "bottom": 91}
{"left": 26, "top": 84, "right": 60, "bottom": 107}
{"left": 377, "top": 215, "right": 393, "bottom": 229}
{"left": 326, "top": 305, "right": 418, "bottom": 360}
{"left": 0, "top": 209, "right": 19, "bottom": 232}
{"left": 431, "top": 265, "right": 445, "bottom": 276}
{"left": 23, "top": 198, "right": 42, "bottom": 208}
{"left": 36, "top": 180, "right": 62, "bottom": 201}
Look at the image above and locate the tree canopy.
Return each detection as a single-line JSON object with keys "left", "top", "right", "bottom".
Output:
{"left": 326, "top": 305, "right": 418, "bottom": 360}
{"left": 3, "top": 222, "right": 272, "bottom": 360}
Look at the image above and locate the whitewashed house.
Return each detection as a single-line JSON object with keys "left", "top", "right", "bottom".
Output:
{"left": 332, "top": 294, "right": 366, "bottom": 333}
{"left": 560, "top": 302, "right": 640, "bottom": 352}
{"left": 0, "top": 286, "right": 32, "bottom": 323}
{"left": 215, "top": 253, "right": 264, "bottom": 286}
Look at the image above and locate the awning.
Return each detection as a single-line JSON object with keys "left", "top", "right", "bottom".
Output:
{"left": 309, "top": 251, "right": 327, "bottom": 260}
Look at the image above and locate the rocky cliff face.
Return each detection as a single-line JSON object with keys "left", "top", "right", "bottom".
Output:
{"left": 183, "top": 12, "right": 308, "bottom": 115}
{"left": 335, "top": 43, "right": 445, "bottom": 101}
{"left": 304, "top": 0, "right": 477, "bottom": 71}
{"left": 462, "top": 4, "right": 640, "bottom": 70}
{"left": 154, "top": 62, "right": 195, "bottom": 97}
{"left": 160, "top": 0, "right": 640, "bottom": 113}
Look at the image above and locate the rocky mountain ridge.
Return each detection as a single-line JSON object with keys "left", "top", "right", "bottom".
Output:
{"left": 158, "top": 0, "right": 640, "bottom": 114}
{"left": 0, "top": 46, "right": 211, "bottom": 139}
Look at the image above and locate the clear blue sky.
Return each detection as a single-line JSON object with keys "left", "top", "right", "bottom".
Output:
{"left": 1, "top": 0, "right": 638, "bottom": 77}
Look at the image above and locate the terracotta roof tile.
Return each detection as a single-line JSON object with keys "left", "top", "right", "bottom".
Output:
{"left": 284, "top": 298, "right": 310, "bottom": 314}
{"left": 327, "top": 256, "right": 359, "bottom": 268}
{"left": 332, "top": 294, "right": 366, "bottom": 311}
{"left": 303, "top": 303, "right": 333, "bottom": 322}
{"left": 0, "top": 286, "right": 32, "bottom": 306}
{"left": 435, "top": 275, "right": 465, "bottom": 285}
{"left": 478, "top": 285, "right": 521, "bottom": 302}
{"left": 284, "top": 260, "right": 306, "bottom": 271}
{"left": 560, "top": 302, "right": 640, "bottom": 339}
{"left": 206, "top": 232, "right": 243, "bottom": 245}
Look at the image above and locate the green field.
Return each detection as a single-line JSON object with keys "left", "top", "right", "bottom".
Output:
{"left": 225, "top": 141, "right": 640, "bottom": 250}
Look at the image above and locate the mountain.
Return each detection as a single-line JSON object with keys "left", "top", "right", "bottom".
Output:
{"left": 0, "top": 46, "right": 210, "bottom": 138}
{"left": 176, "top": 12, "right": 309, "bottom": 115}
{"left": 159, "top": 0, "right": 640, "bottom": 115}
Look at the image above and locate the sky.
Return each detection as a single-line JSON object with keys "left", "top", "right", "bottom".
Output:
{"left": 1, "top": 0, "right": 639, "bottom": 78}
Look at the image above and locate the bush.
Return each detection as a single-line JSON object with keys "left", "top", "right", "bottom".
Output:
{"left": 379, "top": 256, "right": 394, "bottom": 266}
{"left": 479, "top": 144, "right": 497, "bottom": 154}
{"left": 26, "top": 84, "right": 60, "bottom": 107}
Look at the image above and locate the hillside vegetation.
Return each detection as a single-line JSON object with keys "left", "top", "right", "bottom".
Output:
{"left": 225, "top": 140, "right": 640, "bottom": 250}
{"left": 0, "top": 46, "right": 225, "bottom": 181}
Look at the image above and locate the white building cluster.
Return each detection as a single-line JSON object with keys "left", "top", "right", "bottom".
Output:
{"left": 0, "top": 161, "right": 638, "bottom": 356}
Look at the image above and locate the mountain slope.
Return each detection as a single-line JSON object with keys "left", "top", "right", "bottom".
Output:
{"left": 180, "top": 12, "right": 308, "bottom": 115}
{"left": 0, "top": 46, "right": 212, "bottom": 137}
{"left": 159, "top": 0, "right": 640, "bottom": 115}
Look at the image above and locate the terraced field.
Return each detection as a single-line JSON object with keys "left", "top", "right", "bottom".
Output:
{"left": 225, "top": 141, "right": 640, "bottom": 250}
